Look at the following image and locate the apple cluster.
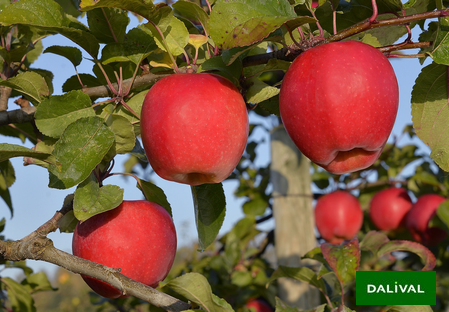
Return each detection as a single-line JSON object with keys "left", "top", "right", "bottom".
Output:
{"left": 314, "top": 187, "right": 448, "bottom": 246}
{"left": 71, "top": 41, "right": 402, "bottom": 299}
{"left": 71, "top": 73, "right": 250, "bottom": 298}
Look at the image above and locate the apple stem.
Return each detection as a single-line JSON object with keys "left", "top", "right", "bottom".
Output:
{"left": 369, "top": 0, "right": 379, "bottom": 23}
{"left": 96, "top": 62, "right": 119, "bottom": 95}
{"left": 330, "top": 2, "right": 338, "bottom": 35}
{"left": 193, "top": 46, "right": 200, "bottom": 65}
{"left": 120, "top": 99, "right": 140, "bottom": 119}
{"left": 285, "top": 24, "right": 306, "bottom": 50}
{"left": 204, "top": 0, "right": 212, "bottom": 13}
{"left": 308, "top": 8, "right": 325, "bottom": 38}
{"left": 297, "top": 26, "right": 306, "bottom": 41}
{"left": 111, "top": 172, "right": 146, "bottom": 199}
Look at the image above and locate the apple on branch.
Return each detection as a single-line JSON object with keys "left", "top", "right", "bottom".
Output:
{"left": 369, "top": 187, "right": 413, "bottom": 232}
{"left": 140, "top": 73, "right": 249, "bottom": 186}
{"left": 406, "top": 194, "right": 447, "bottom": 246}
{"left": 314, "top": 191, "right": 363, "bottom": 244}
{"left": 72, "top": 200, "right": 177, "bottom": 299}
{"left": 279, "top": 40, "right": 399, "bottom": 174}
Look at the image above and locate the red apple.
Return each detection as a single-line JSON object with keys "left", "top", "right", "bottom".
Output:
{"left": 314, "top": 191, "right": 363, "bottom": 244}
{"left": 140, "top": 73, "right": 249, "bottom": 185}
{"left": 279, "top": 40, "right": 399, "bottom": 174}
{"left": 406, "top": 194, "right": 447, "bottom": 246}
{"left": 72, "top": 200, "right": 177, "bottom": 298}
{"left": 245, "top": 298, "right": 273, "bottom": 312}
{"left": 369, "top": 187, "right": 413, "bottom": 231}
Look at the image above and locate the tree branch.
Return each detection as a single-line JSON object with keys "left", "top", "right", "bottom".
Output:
{"left": 0, "top": 200, "right": 191, "bottom": 312}
{"left": 0, "top": 108, "right": 35, "bottom": 126}
{"left": 83, "top": 71, "right": 171, "bottom": 99}
{"left": 326, "top": 9, "right": 449, "bottom": 43}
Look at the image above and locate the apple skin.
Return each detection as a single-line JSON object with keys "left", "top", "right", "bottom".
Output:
{"left": 140, "top": 73, "right": 249, "bottom": 186}
{"left": 72, "top": 200, "right": 177, "bottom": 299}
{"left": 279, "top": 40, "right": 399, "bottom": 174}
{"left": 314, "top": 191, "right": 363, "bottom": 244}
{"left": 406, "top": 194, "right": 447, "bottom": 246}
{"left": 245, "top": 298, "right": 273, "bottom": 312}
{"left": 369, "top": 187, "right": 413, "bottom": 231}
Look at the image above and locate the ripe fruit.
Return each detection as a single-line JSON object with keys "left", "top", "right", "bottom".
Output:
{"left": 369, "top": 187, "right": 413, "bottom": 231}
{"left": 140, "top": 73, "right": 249, "bottom": 186}
{"left": 279, "top": 40, "right": 399, "bottom": 174}
{"left": 314, "top": 191, "right": 363, "bottom": 244}
{"left": 72, "top": 200, "right": 177, "bottom": 298}
{"left": 245, "top": 298, "right": 273, "bottom": 312}
{"left": 406, "top": 194, "right": 447, "bottom": 246}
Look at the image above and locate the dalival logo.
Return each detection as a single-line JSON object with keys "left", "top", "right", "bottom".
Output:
{"left": 367, "top": 282, "right": 425, "bottom": 294}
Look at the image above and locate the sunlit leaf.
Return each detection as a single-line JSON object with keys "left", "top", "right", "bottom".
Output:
{"left": 48, "top": 117, "right": 115, "bottom": 189}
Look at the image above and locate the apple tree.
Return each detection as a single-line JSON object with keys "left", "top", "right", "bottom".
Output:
{"left": 1, "top": 0, "right": 449, "bottom": 311}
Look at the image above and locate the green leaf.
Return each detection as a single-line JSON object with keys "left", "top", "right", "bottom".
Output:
{"left": 21, "top": 272, "right": 57, "bottom": 293}
{"left": 48, "top": 117, "right": 115, "bottom": 189}
{"left": 244, "top": 58, "right": 291, "bottom": 77}
{"left": 377, "top": 240, "right": 436, "bottom": 271}
{"left": 258, "top": 94, "right": 280, "bottom": 116}
{"left": 0, "top": 160, "right": 15, "bottom": 216}
{"left": 210, "top": 0, "right": 308, "bottom": 49}
{"left": 411, "top": 62, "right": 449, "bottom": 171}
{"left": 164, "top": 273, "right": 233, "bottom": 312}
{"left": 35, "top": 90, "right": 96, "bottom": 138}
{"left": 268, "top": 266, "right": 327, "bottom": 294}
{"left": 145, "top": 11, "right": 190, "bottom": 57}
{"left": 0, "top": 143, "right": 59, "bottom": 166}
{"left": 198, "top": 56, "right": 242, "bottom": 85}
{"left": 321, "top": 238, "right": 360, "bottom": 285}
{"left": 43, "top": 45, "right": 83, "bottom": 67}
{"left": 173, "top": 0, "right": 210, "bottom": 34}
{"left": 2, "top": 277, "right": 36, "bottom": 312}
{"left": 4, "top": 261, "right": 34, "bottom": 277}
{"left": 58, "top": 194, "right": 77, "bottom": 233}
{"left": 0, "top": 71, "right": 50, "bottom": 104}
{"left": 0, "top": 0, "right": 100, "bottom": 58}
{"left": 104, "top": 114, "right": 135, "bottom": 154}
{"left": 73, "top": 173, "right": 124, "bottom": 221}
{"left": 359, "top": 230, "right": 390, "bottom": 256}
{"left": 191, "top": 183, "right": 226, "bottom": 251}
{"left": 62, "top": 74, "right": 103, "bottom": 93}
{"left": 87, "top": 7, "right": 129, "bottom": 44}
{"left": 428, "top": 17, "right": 449, "bottom": 65}
{"left": 137, "top": 179, "right": 172, "bottom": 217}
{"left": 242, "top": 195, "right": 268, "bottom": 216}
{"left": 245, "top": 77, "right": 280, "bottom": 104}
{"left": 80, "top": 0, "right": 157, "bottom": 21}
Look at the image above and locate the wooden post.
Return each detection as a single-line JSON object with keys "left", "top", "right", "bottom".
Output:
{"left": 270, "top": 125, "right": 320, "bottom": 309}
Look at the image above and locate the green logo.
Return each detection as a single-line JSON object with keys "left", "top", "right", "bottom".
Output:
{"left": 356, "top": 271, "right": 436, "bottom": 305}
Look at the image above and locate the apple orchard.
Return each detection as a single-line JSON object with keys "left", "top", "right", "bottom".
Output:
{"left": 2, "top": 0, "right": 449, "bottom": 311}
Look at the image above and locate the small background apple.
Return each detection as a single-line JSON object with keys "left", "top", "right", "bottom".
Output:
{"left": 406, "top": 194, "right": 448, "bottom": 246}
{"left": 314, "top": 191, "right": 363, "bottom": 244}
{"left": 369, "top": 187, "right": 413, "bottom": 232}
